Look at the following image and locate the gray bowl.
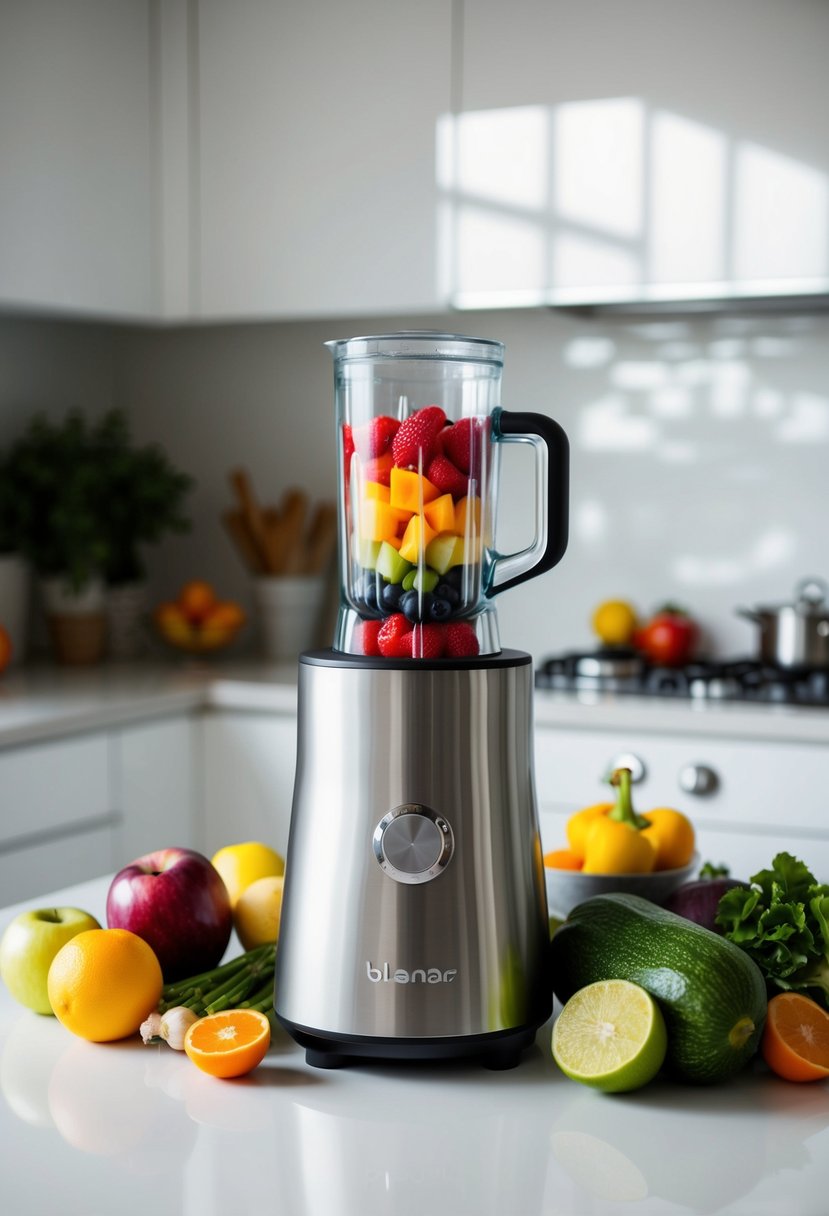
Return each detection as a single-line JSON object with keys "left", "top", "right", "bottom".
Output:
{"left": 545, "top": 853, "right": 700, "bottom": 920}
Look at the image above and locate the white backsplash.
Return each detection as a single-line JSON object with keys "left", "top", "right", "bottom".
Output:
{"left": 2, "top": 307, "right": 828, "bottom": 662}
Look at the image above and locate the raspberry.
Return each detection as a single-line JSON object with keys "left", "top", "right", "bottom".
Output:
{"left": 442, "top": 417, "right": 485, "bottom": 477}
{"left": 354, "top": 619, "right": 382, "bottom": 656}
{"left": 392, "top": 405, "right": 447, "bottom": 469}
{"left": 444, "top": 622, "right": 479, "bottom": 657}
{"left": 354, "top": 415, "right": 400, "bottom": 460}
{"left": 410, "top": 623, "right": 445, "bottom": 659}
{"left": 426, "top": 454, "right": 468, "bottom": 500}
{"left": 377, "top": 613, "right": 414, "bottom": 658}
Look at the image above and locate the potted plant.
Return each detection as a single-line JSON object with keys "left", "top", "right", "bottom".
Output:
{"left": 0, "top": 447, "right": 30, "bottom": 666}
{"left": 94, "top": 411, "right": 193, "bottom": 658}
{"left": 9, "top": 412, "right": 110, "bottom": 665}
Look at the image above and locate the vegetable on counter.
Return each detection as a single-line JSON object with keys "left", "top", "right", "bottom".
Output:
{"left": 716, "top": 852, "right": 829, "bottom": 1008}
{"left": 663, "top": 872, "right": 749, "bottom": 933}
{"left": 153, "top": 942, "right": 276, "bottom": 1025}
{"left": 551, "top": 892, "right": 768, "bottom": 1084}
{"left": 633, "top": 604, "right": 698, "bottom": 667}
{"left": 547, "top": 767, "right": 696, "bottom": 875}
{"left": 590, "top": 599, "right": 638, "bottom": 647}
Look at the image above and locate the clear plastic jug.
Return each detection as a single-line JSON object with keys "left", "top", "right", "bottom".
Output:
{"left": 328, "top": 332, "right": 568, "bottom": 659}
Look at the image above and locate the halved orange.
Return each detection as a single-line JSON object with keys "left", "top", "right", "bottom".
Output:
{"left": 184, "top": 1009, "right": 271, "bottom": 1079}
{"left": 761, "top": 992, "right": 829, "bottom": 1083}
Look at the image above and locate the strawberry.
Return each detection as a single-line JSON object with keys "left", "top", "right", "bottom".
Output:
{"left": 342, "top": 424, "right": 356, "bottom": 466}
{"left": 426, "top": 454, "right": 468, "bottom": 500}
{"left": 354, "top": 619, "right": 382, "bottom": 656}
{"left": 410, "top": 623, "right": 445, "bottom": 659}
{"left": 363, "top": 452, "right": 394, "bottom": 486}
{"left": 392, "top": 405, "right": 446, "bottom": 468}
{"left": 354, "top": 415, "right": 400, "bottom": 460}
{"left": 444, "top": 622, "right": 480, "bottom": 658}
{"left": 377, "top": 612, "right": 414, "bottom": 658}
{"left": 442, "top": 417, "right": 484, "bottom": 476}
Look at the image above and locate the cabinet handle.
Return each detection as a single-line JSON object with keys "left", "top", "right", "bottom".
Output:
{"left": 678, "top": 764, "right": 719, "bottom": 797}
{"left": 606, "top": 753, "right": 646, "bottom": 784}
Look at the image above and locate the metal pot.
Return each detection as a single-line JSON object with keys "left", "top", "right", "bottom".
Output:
{"left": 736, "top": 577, "right": 829, "bottom": 668}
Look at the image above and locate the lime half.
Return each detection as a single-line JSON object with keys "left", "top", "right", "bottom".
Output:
{"left": 552, "top": 979, "right": 667, "bottom": 1093}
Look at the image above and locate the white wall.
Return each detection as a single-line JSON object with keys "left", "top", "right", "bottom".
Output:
{"left": 2, "top": 307, "right": 828, "bottom": 663}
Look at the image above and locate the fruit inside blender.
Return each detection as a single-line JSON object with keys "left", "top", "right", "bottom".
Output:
{"left": 342, "top": 403, "right": 492, "bottom": 660}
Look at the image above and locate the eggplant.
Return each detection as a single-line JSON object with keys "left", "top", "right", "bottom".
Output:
{"left": 663, "top": 877, "right": 748, "bottom": 933}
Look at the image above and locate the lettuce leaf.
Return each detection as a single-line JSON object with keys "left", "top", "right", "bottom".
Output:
{"left": 715, "top": 852, "right": 829, "bottom": 1006}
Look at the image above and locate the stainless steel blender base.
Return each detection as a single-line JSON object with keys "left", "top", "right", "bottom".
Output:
{"left": 275, "top": 648, "right": 552, "bottom": 1067}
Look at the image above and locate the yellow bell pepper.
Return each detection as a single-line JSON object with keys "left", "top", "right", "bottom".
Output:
{"left": 641, "top": 807, "right": 696, "bottom": 870}
{"left": 566, "top": 802, "right": 614, "bottom": 861}
{"left": 580, "top": 768, "right": 656, "bottom": 875}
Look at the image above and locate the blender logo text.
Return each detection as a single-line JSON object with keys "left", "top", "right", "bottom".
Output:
{"left": 366, "top": 961, "right": 458, "bottom": 985}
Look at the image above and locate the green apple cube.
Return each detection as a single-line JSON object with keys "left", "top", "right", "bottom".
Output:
{"left": 376, "top": 541, "right": 413, "bottom": 584}
{"left": 402, "top": 570, "right": 417, "bottom": 591}
{"left": 425, "top": 533, "right": 465, "bottom": 575}
{"left": 353, "top": 535, "right": 382, "bottom": 570}
{"left": 413, "top": 567, "right": 439, "bottom": 593}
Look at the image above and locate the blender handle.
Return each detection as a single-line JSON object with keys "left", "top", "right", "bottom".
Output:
{"left": 486, "top": 409, "right": 569, "bottom": 597}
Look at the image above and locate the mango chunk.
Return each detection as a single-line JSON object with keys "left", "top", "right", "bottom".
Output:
{"left": 398, "top": 514, "right": 438, "bottom": 563}
{"left": 454, "top": 495, "right": 482, "bottom": 535}
{"left": 389, "top": 467, "right": 440, "bottom": 512}
{"left": 363, "top": 480, "right": 390, "bottom": 503}
{"left": 423, "top": 493, "right": 456, "bottom": 534}
{"left": 359, "top": 499, "right": 412, "bottom": 542}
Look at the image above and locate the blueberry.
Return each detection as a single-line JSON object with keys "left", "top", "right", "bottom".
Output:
{"left": 428, "top": 596, "right": 453, "bottom": 622}
{"left": 357, "top": 573, "right": 378, "bottom": 610}
{"left": 435, "top": 582, "right": 460, "bottom": 607}
{"left": 399, "top": 589, "right": 428, "bottom": 623}
{"left": 442, "top": 567, "right": 465, "bottom": 591}
{"left": 380, "top": 581, "right": 403, "bottom": 611}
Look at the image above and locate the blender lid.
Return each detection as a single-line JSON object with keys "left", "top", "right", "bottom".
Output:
{"left": 325, "top": 331, "right": 504, "bottom": 364}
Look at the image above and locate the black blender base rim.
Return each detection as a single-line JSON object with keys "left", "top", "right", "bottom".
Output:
{"left": 276, "top": 1012, "right": 550, "bottom": 1071}
{"left": 299, "top": 646, "right": 532, "bottom": 673}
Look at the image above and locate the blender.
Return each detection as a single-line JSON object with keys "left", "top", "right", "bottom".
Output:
{"left": 275, "top": 332, "right": 569, "bottom": 1069}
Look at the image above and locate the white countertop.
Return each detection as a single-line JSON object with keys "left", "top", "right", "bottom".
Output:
{"left": 1, "top": 659, "right": 829, "bottom": 749}
{"left": 1, "top": 876, "right": 828, "bottom": 1216}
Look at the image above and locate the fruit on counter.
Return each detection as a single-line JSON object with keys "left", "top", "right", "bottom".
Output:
{"left": 715, "top": 852, "right": 829, "bottom": 1008}
{"left": 663, "top": 874, "right": 748, "bottom": 933}
{"left": 591, "top": 599, "right": 638, "bottom": 647}
{"left": 157, "top": 941, "right": 275, "bottom": 1020}
{"left": 543, "top": 848, "right": 582, "bottom": 871}
{"left": 0, "top": 907, "right": 101, "bottom": 1015}
{"left": 106, "top": 847, "right": 233, "bottom": 982}
{"left": 760, "top": 992, "right": 829, "bottom": 1082}
{"left": 184, "top": 1007, "right": 271, "bottom": 1079}
{"left": 551, "top": 892, "right": 768, "bottom": 1084}
{"left": 551, "top": 978, "right": 667, "bottom": 1093}
{"left": 562, "top": 769, "right": 696, "bottom": 873}
{"left": 47, "top": 927, "right": 163, "bottom": 1042}
{"left": 233, "top": 874, "right": 284, "bottom": 951}
{"left": 210, "top": 840, "right": 286, "bottom": 909}
{"left": 155, "top": 580, "right": 245, "bottom": 652}
{"left": 581, "top": 769, "right": 656, "bottom": 875}
{"left": 633, "top": 604, "right": 698, "bottom": 667}
{"left": 0, "top": 623, "right": 11, "bottom": 674}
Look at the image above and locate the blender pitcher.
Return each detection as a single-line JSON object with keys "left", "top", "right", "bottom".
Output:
{"left": 328, "top": 332, "right": 569, "bottom": 658}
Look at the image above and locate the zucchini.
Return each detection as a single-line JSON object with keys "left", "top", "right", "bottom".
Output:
{"left": 551, "top": 893, "right": 767, "bottom": 1084}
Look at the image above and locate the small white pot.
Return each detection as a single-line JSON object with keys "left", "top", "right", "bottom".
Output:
{"left": 41, "top": 575, "right": 105, "bottom": 616}
{"left": 0, "top": 553, "right": 30, "bottom": 666}
{"left": 255, "top": 575, "right": 325, "bottom": 662}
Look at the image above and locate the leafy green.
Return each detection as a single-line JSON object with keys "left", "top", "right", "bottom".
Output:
{"left": 698, "top": 860, "right": 731, "bottom": 879}
{"left": 716, "top": 852, "right": 829, "bottom": 1006}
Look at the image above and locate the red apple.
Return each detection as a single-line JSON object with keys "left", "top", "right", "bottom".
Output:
{"left": 106, "top": 848, "right": 232, "bottom": 982}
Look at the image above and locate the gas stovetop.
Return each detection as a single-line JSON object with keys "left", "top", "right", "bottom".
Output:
{"left": 535, "top": 649, "right": 829, "bottom": 707}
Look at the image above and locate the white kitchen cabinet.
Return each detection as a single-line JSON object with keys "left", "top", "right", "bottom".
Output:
{"left": 201, "top": 711, "right": 297, "bottom": 856}
{"left": 452, "top": 0, "right": 829, "bottom": 308}
{"left": 534, "top": 724, "right": 829, "bottom": 881}
{"left": 111, "top": 717, "right": 197, "bottom": 866}
{"left": 0, "top": 0, "right": 156, "bottom": 318}
{"left": 195, "top": 0, "right": 452, "bottom": 320}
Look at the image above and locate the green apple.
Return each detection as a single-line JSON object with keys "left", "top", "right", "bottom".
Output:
{"left": 0, "top": 907, "right": 101, "bottom": 1015}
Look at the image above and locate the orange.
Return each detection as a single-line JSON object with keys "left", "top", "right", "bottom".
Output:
{"left": 203, "top": 601, "right": 245, "bottom": 630}
{"left": 761, "top": 992, "right": 829, "bottom": 1082}
{"left": 47, "top": 928, "right": 163, "bottom": 1043}
{"left": 544, "top": 848, "right": 583, "bottom": 871}
{"left": 641, "top": 808, "right": 696, "bottom": 870}
{"left": 178, "top": 580, "right": 216, "bottom": 623}
{"left": 184, "top": 1009, "right": 271, "bottom": 1078}
{"left": 0, "top": 623, "right": 11, "bottom": 674}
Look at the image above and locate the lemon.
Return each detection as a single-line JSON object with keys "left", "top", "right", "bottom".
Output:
{"left": 211, "top": 841, "right": 285, "bottom": 907}
{"left": 552, "top": 979, "right": 667, "bottom": 1093}
{"left": 591, "top": 600, "right": 638, "bottom": 647}
{"left": 233, "top": 875, "right": 284, "bottom": 950}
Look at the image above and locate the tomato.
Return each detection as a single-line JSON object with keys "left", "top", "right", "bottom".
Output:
{"left": 634, "top": 608, "right": 698, "bottom": 667}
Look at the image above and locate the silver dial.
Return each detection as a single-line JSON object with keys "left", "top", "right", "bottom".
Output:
{"left": 373, "top": 804, "right": 454, "bottom": 885}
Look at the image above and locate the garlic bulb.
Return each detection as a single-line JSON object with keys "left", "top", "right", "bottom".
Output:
{"left": 140, "top": 1006, "right": 198, "bottom": 1050}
